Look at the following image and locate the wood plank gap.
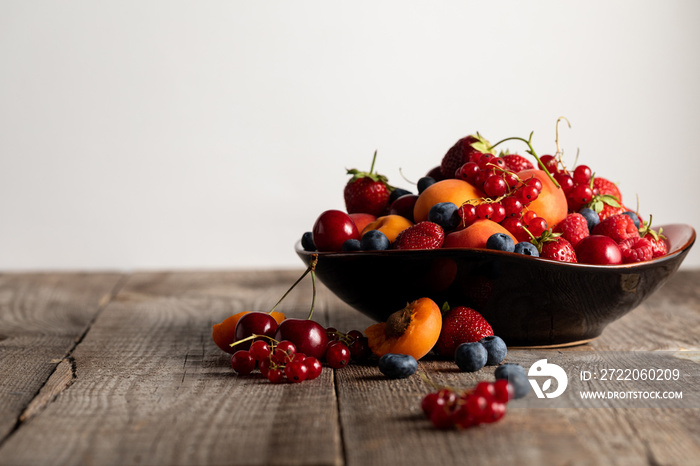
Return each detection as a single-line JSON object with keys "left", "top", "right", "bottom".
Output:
{"left": 0, "top": 273, "right": 129, "bottom": 447}
{"left": 334, "top": 368, "right": 348, "bottom": 466}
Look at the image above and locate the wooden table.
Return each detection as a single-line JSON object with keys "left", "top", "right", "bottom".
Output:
{"left": 0, "top": 269, "right": 698, "bottom": 466}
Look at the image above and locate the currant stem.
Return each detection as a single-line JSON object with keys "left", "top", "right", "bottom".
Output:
{"left": 269, "top": 254, "right": 319, "bottom": 315}
{"left": 490, "top": 134, "right": 561, "bottom": 189}
{"left": 555, "top": 116, "right": 571, "bottom": 157}
{"left": 229, "top": 333, "right": 278, "bottom": 348}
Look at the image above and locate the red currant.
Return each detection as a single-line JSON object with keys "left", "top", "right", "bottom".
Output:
{"left": 249, "top": 340, "right": 271, "bottom": 362}
{"left": 490, "top": 203, "right": 506, "bottom": 223}
{"left": 230, "top": 350, "right": 256, "bottom": 375}
{"left": 325, "top": 342, "right": 351, "bottom": 369}
{"left": 526, "top": 217, "right": 548, "bottom": 237}
{"left": 456, "top": 162, "right": 480, "bottom": 183}
{"left": 284, "top": 359, "right": 308, "bottom": 383}
{"left": 539, "top": 154, "right": 559, "bottom": 173}
{"left": 573, "top": 165, "right": 592, "bottom": 185}
{"left": 553, "top": 173, "right": 575, "bottom": 193}
{"left": 483, "top": 175, "right": 508, "bottom": 198}
{"left": 266, "top": 367, "right": 285, "bottom": 383}
{"left": 493, "top": 379, "right": 514, "bottom": 403}
{"left": 458, "top": 204, "right": 478, "bottom": 226}
{"left": 502, "top": 196, "right": 523, "bottom": 217}
{"left": 476, "top": 203, "right": 494, "bottom": 220}
{"left": 304, "top": 356, "right": 323, "bottom": 380}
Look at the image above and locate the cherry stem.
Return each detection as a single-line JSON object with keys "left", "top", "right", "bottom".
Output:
{"left": 307, "top": 255, "right": 317, "bottom": 321}
{"left": 490, "top": 133, "right": 561, "bottom": 189}
{"left": 268, "top": 254, "right": 319, "bottom": 316}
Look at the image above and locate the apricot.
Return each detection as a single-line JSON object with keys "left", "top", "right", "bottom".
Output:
{"left": 212, "top": 311, "right": 285, "bottom": 354}
{"left": 413, "top": 179, "right": 485, "bottom": 223}
{"left": 361, "top": 215, "right": 414, "bottom": 243}
{"left": 365, "top": 298, "right": 442, "bottom": 360}
{"left": 443, "top": 219, "right": 518, "bottom": 249}
{"left": 517, "top": 169, "right": 568, "bottom": 228}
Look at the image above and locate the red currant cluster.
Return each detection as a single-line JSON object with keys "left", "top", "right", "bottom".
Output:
{"left": 325, "top": 327, "right": 373, "bottom": 368}
{"left": 540, "top": 155, "right": 595, "bottom": 211}
{"left": 454, "top": 153, "right": 548, "bottom": 240}
{"left": 421, "top": 379, "right": 514, "bottom": 430}
{"left": 230, "top": 337, "right": 323, "bottom": 383}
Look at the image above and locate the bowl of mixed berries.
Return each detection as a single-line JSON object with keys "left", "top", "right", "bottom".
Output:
{"left": 297, "top": 127, "right": 695, "bottom": 347}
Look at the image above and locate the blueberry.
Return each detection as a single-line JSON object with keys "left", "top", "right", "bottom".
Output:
{"left": 378, "top": 353, "right": 418, "bottom": 379}
{"left": 341, "top": 239, "right": 361, "bottom": 251}
{"left": 360, "top": 230, "right": 390, "bottom": 251}
{"left": 454, "top": 342, "right": 488, "bottom": 372}
{"left": 623, "top": 211, "right": 641, "bottom": 228}
{"left": 389, "top": 187, "right": 412, "bottom": 203}
{"left": 514, "top": 242, "right": 539, "bottom": 257}
{"left": 508, "top": 373, "right": 531, "bottom": 399}
{"left": 479, "top": 335, "right": 507, "bottom": 365}
{"left": 428, "top": 202, "right": 460, "bottom": 231}
{"left": 486, "top": 233, "right": 515, "bottom": 252}
{"left": 494, "top": 363, "right": 530, "bottom": 399}
{"left": 494, "top": 363, "right": 526, "bottom": 380}
{"left": 579, "top": 207, "right": 600, "bottom": 232}
{"left": 301, "top": 232, "right": 316, "bottom": 251}
{"left": 417, "top": 176, "right": 436, "bottom": 193}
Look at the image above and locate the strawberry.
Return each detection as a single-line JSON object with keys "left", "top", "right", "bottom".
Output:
{"left": 619, "top": 236, "right": 653, "bottom": 263}
{"left": 435, "top": 306, "right": 493, "bottom": 358}
{"left": 530, "top": 230, "right": 578, "bottom": 263}
{"left": 500, "top": 154, "right": 534, "bottom": 173}
{"left": 540, "top": 237, "right": 577, "bottom": 263}
{"left": 344, "top": 151, "right": 392, "bottom": 216}
{"left": 440, "top": 133, "right": 492, "bottom": 179}
{"left": 592, "top": 213, "right": 640, "bottom": 243}
{"left": 553, "top": 213, "right": 589, "bottom": 247}
{"left": 393, "top": 222, "right": 445, "bottom": 250}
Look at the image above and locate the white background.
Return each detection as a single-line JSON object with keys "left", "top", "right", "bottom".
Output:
{"left": 1, "top": 1, "right": 699, "bottom": 271}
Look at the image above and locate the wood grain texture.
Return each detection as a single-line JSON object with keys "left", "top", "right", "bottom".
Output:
{"left": 0, "top": 271, "right": 341, "bottom": 466}
{"left": 0, "top": 273, "right": 123, "bottom": 443}
{"left": 0, "top": 269, "right": 697, "bottom": 466}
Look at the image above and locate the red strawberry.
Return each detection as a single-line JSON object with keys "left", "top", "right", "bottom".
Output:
{"left": 540, "top": 237, "right": 578, "bottom": 263}
{"left": 553, "top": 213, "right": 589, "bottom": 247}
{"left": 596, "top": 202, "right": 626, "bottom": 221}
{"left": 619, "top": 237, "right": 653, "bottom": 263}
{"left": 592, "top": 213, "right": 640, "bottom": 243}
{"left": 435, "top": 306, "right": 493, "bottom": 358}
{"left": 440, "top": 134, "right": 491, "bottom": 179}
{"left": 344, "top": 151, "right": 392, "bottom": 216}
{"left": 393, "top": 222, "right": 445, "bottom": 250}
{"left": 500, "top": 154, "right": 534, "bottom": 173}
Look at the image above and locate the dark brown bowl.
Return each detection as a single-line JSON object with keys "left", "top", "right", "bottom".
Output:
{"left": 296, "top": 224, "right": 695, "bottom": 347}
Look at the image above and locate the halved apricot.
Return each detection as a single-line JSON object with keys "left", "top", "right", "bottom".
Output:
{"left": 212, "top": 311, "right": 285, "bottom": 353}
{"left": 365, "top": 298, "right": 442, "bottom": 360}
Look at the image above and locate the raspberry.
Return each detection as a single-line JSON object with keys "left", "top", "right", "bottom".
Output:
{"left": 592, "top": 214, "right": 640, "bottom": 243}
{"left": 619, "top": 237, "right": 653, "bottom": 263}
{"left": 553, "top": 213, "right": 590, "bottom": 247}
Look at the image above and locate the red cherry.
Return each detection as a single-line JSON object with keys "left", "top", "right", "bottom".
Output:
{"left": 274, "top": 318, "right": 329, "bottom": 360}
{"left": 312, "top": 209, "right": 360, "bottom": 252}
{"left": 234, "top": 312, "right": 278, "bottom": 350}
{"left": 388, "top": 194, "right": 418, "bottom": 222}
{"left": 575, "top": 235, "right": 623, "bottom": 265}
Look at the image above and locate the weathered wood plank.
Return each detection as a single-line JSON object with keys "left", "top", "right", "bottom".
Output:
{"left": 0, "top": 273, "right": 124, "bottom": 443}
{"left": 0, "top": 271, "right": 342, "bottom": 466}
